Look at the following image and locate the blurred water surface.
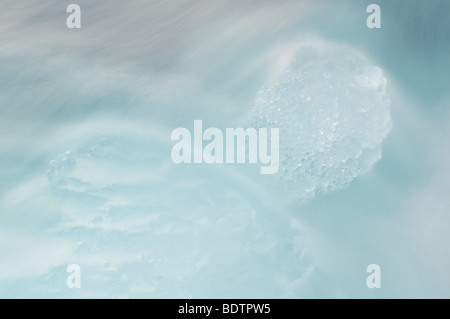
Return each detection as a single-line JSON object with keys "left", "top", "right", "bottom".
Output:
{"left": 0, "top": 0, "right": 449, "bottom": 297}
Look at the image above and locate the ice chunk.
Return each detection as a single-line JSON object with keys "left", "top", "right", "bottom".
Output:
{"left": 41, "top": 124, "right": 313, "bottom": 298}
{"left": 249, "top": 42, "right": 391, "bottom": 200}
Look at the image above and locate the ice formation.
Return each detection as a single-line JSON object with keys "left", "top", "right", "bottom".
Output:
{"left": 39, "top": 125, "right": 313, "bottom": 298}
{"left": 249, "top": 42, "right": 392, "bottom": 200}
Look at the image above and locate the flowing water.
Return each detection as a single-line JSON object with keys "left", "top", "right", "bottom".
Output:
{"left": 0, "top": 0, "right": 449, "bottom": 298}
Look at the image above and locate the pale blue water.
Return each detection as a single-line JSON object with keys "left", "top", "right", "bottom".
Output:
{"left": 0, "top": 0, "right": 449, "bottom": 298}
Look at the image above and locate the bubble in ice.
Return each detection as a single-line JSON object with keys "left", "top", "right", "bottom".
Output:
{"left": 249, "top": 41, "right": 391, "bottom": 200}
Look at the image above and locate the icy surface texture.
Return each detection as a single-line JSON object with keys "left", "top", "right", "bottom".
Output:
{"left": 249, "top": 42, "right": 392, "bottom": 200}
{"left": 36, "top": 125, "right": 312, "bottom": 298}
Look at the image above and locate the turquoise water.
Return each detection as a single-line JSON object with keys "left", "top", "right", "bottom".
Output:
{"left": 0, "top": 0, "right": 449, "bottom": 298}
